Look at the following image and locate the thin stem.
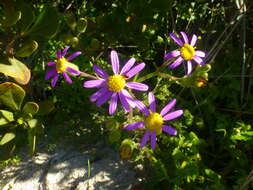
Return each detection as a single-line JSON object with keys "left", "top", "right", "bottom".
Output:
{"left": 79, "top": 72, "right": 98, "bottom": 80}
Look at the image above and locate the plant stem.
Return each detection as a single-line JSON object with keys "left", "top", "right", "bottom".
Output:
{"left": 79, "top": 72, "right": 98, "bottom": 80}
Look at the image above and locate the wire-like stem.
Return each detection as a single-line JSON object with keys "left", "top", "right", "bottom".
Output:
{"left": 79, "top": 72, "right": 98, "bottom": 80}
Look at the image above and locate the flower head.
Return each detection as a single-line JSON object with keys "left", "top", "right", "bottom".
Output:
{"left": 45, "top": 46, "right": 81, "bottom": 87}
{"left": 83, "top": 50, "right": 149, "bottom": 115}
{"left": 164, "top": 32, "right": 206, "bottom": 75}
{"left": 124, "top": 92, "right": 183, "bottom": 149}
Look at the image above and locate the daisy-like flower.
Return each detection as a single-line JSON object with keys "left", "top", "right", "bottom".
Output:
{"left": 45, "top": 46, "right": 82, "bottom": 87}
{"left": 83, "top": 50, "right": 149, "bottom": 115}
{"left": 124, "top": 92, "right": 183, "bottom": 149}
{"left": 164, "top": 32, "right": 206, "bottom": 75}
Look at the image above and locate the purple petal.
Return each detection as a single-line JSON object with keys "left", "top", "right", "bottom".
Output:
{"left": 187, "top": 60, "right": 192, "bottom": 75}
{"left": 96, "top": 90, "right": 113, "bottom": 106}
{"left": 93, "top": 65, "right": 108, "bottom": 79}
{"left": 90, "top": 87, "right": 108, "bottom": 102}
{"left": 67, "top": 51, "right": 82, "bottom": 61}
{"left": 66, "top": 67, "right": 80, "bottom": 76}
{"left": 125, "top": 63, "right": 145, "bottom": 79}
{"left": 195, "top": 50, "right": 205, "bottom": 57}
{"left": 62, "top": 72, "right": 72, "bottom": 84}
{"left": 180, "top": 32, "right": 189, "bottom": 44}
{"left": 190, "top": 34, "right": 198, "bottom": 46}
{"left": 160, "top": 99, "right": 176, "bottom": 116}
{"left": 111, "top": 50, "right": 119, "bottom": 74}
{"left": 45, "top": 68, "right": 57, "bottom": 80}
{"left": 169, "top": 33, "right": 183, "bottom": 46}
{"left": 193, "top": 56, "right": 204, "bottom": 65}
{"left": 162, "top": 125, "right": 177, "bottom": 135}
{"left": 62, "top": 46, "right": 70, "bottom": 57}
{"left": 140, "top": 130, "right": 151, "bottom": 148}
{"left": 57, "top": 50, "right": 62, "bottom": 59}
{"left": 150, "top": 131, "right": 157, "bottom": 150}
{"left": 120, "top": 89, "right": 136, "bottom": 108}
{"left": 120, "top": 58, "right": 136, "bottom": 75}
{"left": 47, "top": 62, "right": 56, "bottom": 66}
{"left": 126, "top": 82, "right": 148, "bottom": 91}
{"left": 163, "top": 110, "right": 183, "bottom": 121}
{"left": 109, "top": 93, "right": 118, "bottom": 115}
{"left": 148, "top": 92, "right": 156, "bottom": 112}
{"left": 119, "top": 91, "right": 130, "bottom": 112}
{"left": 164, "top": 50, "right": 180, "bottom": 59}
{"left": 51, "top": 74, "right": 59, "bottom": 88}
{"left": 135, "top": 100, "right": 149, "bottom": 116}
{"left": 169, "top": 57, "right": 184, "bottom": 69}
{"left": 83, "top": 80, "right": 105, "bottom": 88}
{"left": 124, "top": 121, "right": 145, "bottom": 130}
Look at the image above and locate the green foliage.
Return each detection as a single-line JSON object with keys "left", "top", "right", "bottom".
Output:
{"left": 0, "top": 82, "right": 47, "bottom": 157}
{"left": 0, "top": 1, "right": 253, "bottom": 190}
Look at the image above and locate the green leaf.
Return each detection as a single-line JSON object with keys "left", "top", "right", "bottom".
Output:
{"left": 28, "top": 129, "right": 36, "bottom": 155}
{"left": 0, "top": 57, "right": 31, "bottom": 85}
{"left": 65, "top": 12, "right": 77, "bottom": 30}
{"left": 15, "top": 40, "right": 38, "bottom": 58}
{"left": 17, "top": 1, "right": 35, "bottom": 33}
{"left": 76, "top": 18, "right": 87, "bottom": 33}
{"left": 22, "top": 102, "right": 39, "bottom": 115}
{"left": 27, "top": 119, "right": 39, "bottom": 129}
{"left": 37, "top": 100, "right": 55, "bottom": 115}
{"left": 28, "top": 6, "right": 59, "bottom": 39}
{"left": 108, "top": 130, "right": 121, "bottom": 144}
{"left": 0, "top": 110, "right": 14, "bottom": 126}
{"left": 0, "top": 0, "right": 21, "bottom": 27}
{"left": 0, "top": 82, "right": 25, "bottom": 111}
{"left": 0, "top": 132, "right": 16, "bottom": 145}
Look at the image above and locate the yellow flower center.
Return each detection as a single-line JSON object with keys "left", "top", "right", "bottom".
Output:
{"left": 180, "top": 43, "right": 195, "bottom": 60}
{"left": 56, "top": 57, "right": 79, "bottom": 73}
{"left": 107, "top": 75, "right": 126, "bottom": 92}
{"left": 145, "top": 112, "right": 164, "bottom": 135}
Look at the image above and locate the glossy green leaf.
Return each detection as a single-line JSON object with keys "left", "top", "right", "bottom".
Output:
{"left": 28, "top": 6, "right": 59, "bottom": 39}
{"left": 0, "top": 132, "right": 15, "bottom": 145}
{"left": 17, "top": 1, "right": 35, "bottom": 32}
{"left": 15, "top": 40, "right": 38, "bottom": 57}
{"left": 0, "top": 110, "right": 14, "bottom": 126}
{"left": 77, "top": 18, "right": 87, "bottom": 33}
{"left": 37, "top": 100, "right": 55, "bottom": 115}
{"left": 65, "top": 12, "right": 77, "bottom": 30}
{"left": 27, "top": 119, "right": 39, "bottom": 129}
{"left": 0, "top": 0, "right": 21, "bottom": 27}
{"left": 0, "top": 57, "right": 31, "bottom": 85}
{"left": 0, "top": 82, "right": 25, "bottom": 111}
{"left": 22, "top": 102, "right": 39, "bottom": 115}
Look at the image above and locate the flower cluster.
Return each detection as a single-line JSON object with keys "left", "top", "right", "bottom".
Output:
{"left": 45, "top": 32, "right": 206, "bottom": 149}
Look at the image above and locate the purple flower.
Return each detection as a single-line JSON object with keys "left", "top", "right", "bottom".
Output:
{"left": 164, "top": 32, "right": 206, "bottom": 75}
{"left": 83, "top": 50, "right": 149, "bottom": 115}
{"left": 124, "top": 92, "right": 183, "bottom": 150}
{"left": 45, "top": 46, "right": 82, "bottom": 87}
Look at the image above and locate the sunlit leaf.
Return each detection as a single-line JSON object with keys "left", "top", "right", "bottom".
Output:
{"left": 0, "top": 110, "right": 14, "bottom": 126}
{"left": 0, "top": 132, "right": 15, "bottom": 145}
{"left": 0, "top": 57, "right": 31, "bottom": 85}
{"left": 22, "top": 102, "right": 39, "bottom": 115}
{"left": 0, "top": 82, "right": 25, "bottom": 111}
